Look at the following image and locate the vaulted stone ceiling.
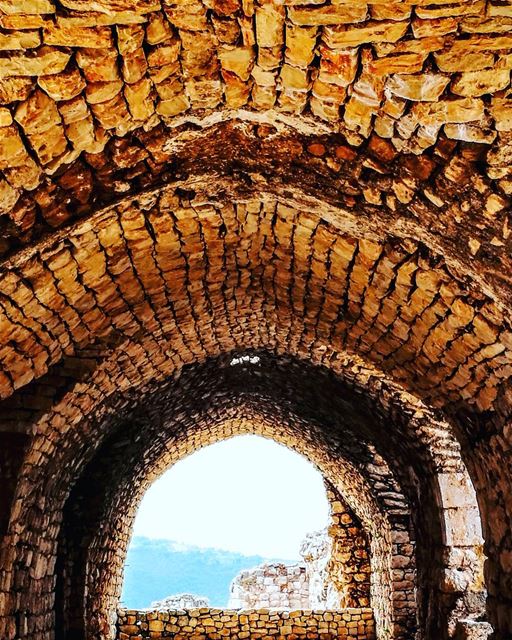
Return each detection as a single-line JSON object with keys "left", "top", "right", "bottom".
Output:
{"left": 0, "top": 1, "right": 511, "bottom": 640}
{"left": 0, "top": 0, "right": 510, "bottom": 271}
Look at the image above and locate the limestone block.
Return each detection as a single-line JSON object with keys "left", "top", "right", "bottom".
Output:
{"left": 287, "top": 4, "right": 367, "bottom": 26}
{"left": 444, "top": 506, "right": 483, "bottom": 547}
{"left": 85, "top": 80, "right": 124, "bottom": 105}
{"left": 60, "top": 0, "right": 159, "bottom": 11}
{"left": 255, "top": 4, "right": 285, "bottom": 48}
{"left": 462, "top": 16, "right": 512, "bottom": 33}
{"left": 0, "top": 0, "right": 54, "bottom": 13}
{"left": 218, "top": 47, "right": 254, "bottom": 81}
{"left": 144, "top": 16, "right": 171, "bottom": 46}
{"left": 164, "top": 1, "right": 208, "bottom": 31}
{"left": 14, "top": 88, "right": 61, "bottom": 135}
{"left": 52, "top": 11, "right": 147, "bottom": 26}
{"left": 317, "top": 46, "right": 358, "bottom": 86}
{"left": 369, "top": 53, "right": 427, "bottom": 75}
{"left": 451, "top": 70, "right": 511, "bottom": 97}
{"left": 412, "top": 16, "right": 459, "bottom": 37}
{"left": 434, "top": 50, "right": 494, "bottom": 72}
{"left": 0, "top": 30, "right": 41, "bottom": 50}
{"left": 76, "top": 47, "right": 120, "bottom": 82}
{"left": 323, "top": 20, "right": 408, "bottom": 48}
{"left": 43, "top": 24, "right": 113, "bottom": 47}
{"left": 38, "top": 67, "right": 86, "bottom": 101}
{"left": 438, "top": 473, "right": 481, "bottom": 510}
{"left": 491, "top": 98, "right": 512, "bottom": 131}
{"left": 386, "top": 73, "right": 449, "bottom": 100}
{"left": 0, "top": 77, "right": 34, "bottom": 104}
{"left": 0, "top": 46, "right": 70, "bottom": 78}
{"left": 124, "top": 78, "right": 154, "bottom": 120}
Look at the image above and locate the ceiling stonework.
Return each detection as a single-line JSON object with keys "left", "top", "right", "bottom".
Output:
{"left": 0, "top": 2, "right": 511, "bottom": 639}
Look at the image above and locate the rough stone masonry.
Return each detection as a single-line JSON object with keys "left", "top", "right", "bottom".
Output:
{"left": 228, "top": 481, "right": 375, "bottom": 614}
{"left": 116, "top": 607, "right": 376, "bottom": 640}
{"left": 0, "top": 0, "right": 511, "bottom": 639}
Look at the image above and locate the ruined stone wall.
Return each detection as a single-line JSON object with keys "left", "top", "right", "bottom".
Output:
{"left": 228, "top": 564, "right": 310, "bottom": 610}
{"left": 116, "top": 607, "right": 376, "bottom": 640}
{"left": 298, "top": 530, "right": 330, "bottom": 609}
{"left": 150, "top": 595, "right": 210, "bottom": 610}
{"left": 323, "top": 481, "right": 373, "bottom": 609}
{"left": 227, "top": 481, "right": 373, "bottom": 613}
{"left": 300, "top": 479, "right": 413, "bottom": 635}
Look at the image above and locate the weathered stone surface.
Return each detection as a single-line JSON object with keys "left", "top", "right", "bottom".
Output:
{"left": 0, "top": 0, "right": 54, "bottom": 13}
{"left": 0, "top": 0, "right": 506, "bottom": 218}
{"left": 451, "top": 69, "right": 511, "bottom": 97}
{"left": 229, "top": 563, "right": 310, "bottom": 609}
{"left": 43, "top": 23, "right": 113, "bottom": 48}
{"left": 323, "top": 21, "right": 408, "bottom": 47}
{"left": 255, "top": 4, "right": 285, "bottom": 48}
{"left": 0, "top": 77, "right": 33, "bottom": 103}
{"left": 0, "top": 30, "right": 40, "bottom": 50}
{"left": 288, "top": 4, "right": 367, "bottom": 26}
{"left": 37, "top": 67, "right": 86, "bottom": 100}
{"left": 116, "top": 607, "right": 377, "bottom": 640}
{"left": 386, "top": 73, "right": 450, "bottom": 101}
{"left": 0, "top": 46, "right": 70, "bottom": 77}
{"left": 0, "top": 4, "right": 510, "bottom": 640}
{"left": 150, "top": 594, "right": 210, "bottom": 609}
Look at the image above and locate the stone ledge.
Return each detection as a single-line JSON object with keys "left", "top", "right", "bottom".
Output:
{"left": 116, "top": 607, "right": 376, "bottom": 639}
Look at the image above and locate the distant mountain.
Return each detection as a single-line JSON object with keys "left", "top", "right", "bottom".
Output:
{"left": 121, "top": 537, "right": 292, "bottom": 609}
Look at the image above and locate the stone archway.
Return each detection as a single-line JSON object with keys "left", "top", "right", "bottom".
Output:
{"left": 0, "top": 184, "right": 496, "bottom": 639}
{"left": 0, "top": 4, "right": 511, "bottom": 638}
{"left": 54, "top": 379, "right": 415, "bottom": 640}
{"left": 3, "top": 348, "right": 485, "bottom": 640}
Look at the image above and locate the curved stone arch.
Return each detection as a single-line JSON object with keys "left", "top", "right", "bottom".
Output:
{"left": 1, "top": 350, "right": 485, "bottom": 640}
{"left": 0, "top": 186, "right": 510, "bottom": 410}
{"left": 56, "top": 398, "right": 408, "bottom": 640}
{"left": 0, "top": 3, "right": 510, "bottom": 639}
{"left": 0, "top": 0, "right": 510, "bottom": 286}
{"left": 0, "top": 186, "right": 498, "bottom": 639}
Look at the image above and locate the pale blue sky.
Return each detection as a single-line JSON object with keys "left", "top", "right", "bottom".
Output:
{"left": 132, "top": 435, "right": 330, "bottom": 559}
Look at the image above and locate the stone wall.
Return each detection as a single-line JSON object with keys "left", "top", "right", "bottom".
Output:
{"left": 454, "top": 620, "right": 493, "bottom": 640}
{"left": 227, "top": 481, "right": 374, "bottom": 613}
{"left": 228, "top": 564, "right": 310, "bottom": 609}
{"left": 116, "top": 608, "right": 376, "bottom": 640}
{"left": 314, "top": 481, "right": 373, "bottom": 610}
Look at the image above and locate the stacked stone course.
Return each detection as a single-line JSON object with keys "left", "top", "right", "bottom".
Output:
{"left": 116, "top": 607, "right": 376, "bottom": 640}
{"left": 228, "top": 564, "right": 310, "bottom": 610}
{"left": 0, "top": 0, "right": 509, "bottom": 290}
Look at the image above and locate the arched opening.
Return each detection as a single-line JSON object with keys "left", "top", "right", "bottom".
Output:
{"left": 34, "top": 348, "right": 484, "bottom": 640}
{"left": 0, "top": 19, "right": 508, "bottom": 631}
{"left": 121, "top": 435, "right": 332, "bottom": 609}
{"left": 0, "top": 178, "right": 494, "bottom": 638}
